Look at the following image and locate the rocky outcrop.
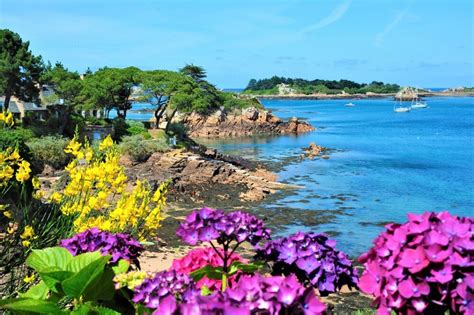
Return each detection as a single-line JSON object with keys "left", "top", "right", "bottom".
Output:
{"left": 122, "top": 148, "right": 297, "bottom": 203}
{"left": 180, "top": 107, "right": 314, "bottom": 138}
{"left": 395, "top": 87, "right": 419, "bottom": 101}
{"left": 301, "top": 142, "right": 329, "bottom": 160}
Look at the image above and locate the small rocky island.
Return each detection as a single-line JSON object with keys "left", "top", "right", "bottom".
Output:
{"left": 180, "top": 107, "right": 314, "bottom": 138}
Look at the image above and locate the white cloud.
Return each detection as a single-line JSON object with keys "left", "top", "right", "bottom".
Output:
{"left": 301, "top": 0, "right": 352, "bottom": 33}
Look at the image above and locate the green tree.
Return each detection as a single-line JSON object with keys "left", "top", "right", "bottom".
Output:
{"left": 42, "top": 62, "right": 83, "bottom": 107}
{"left": 179, "top": 63, "right": 207, "bottom": 82}
{"left": 0, "top": 29, "right": 44, "bottom": 110}
{"left": 140, "top": 70, "right": 195, "bottom": 128}
{"left": 81, "top": 67, "right": 140, "bottom": 118}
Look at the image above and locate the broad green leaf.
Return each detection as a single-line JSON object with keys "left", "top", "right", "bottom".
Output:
{"left": 39, "top": 267, "right": 74, "bottom": 293}
{"left": 20, "top": 281, "right": 50, "bottom": 299}
{"left": 190, "top": 265, "right": 224, "bottom": 281}
{"left": 26, "top": 247, "right": 72, "bottom": 272}
{"left": 71, "top": 303, "right": 121, "bottom": 315}
{"left": 0, "top": 298, "right": 65, "bottom": 314}
{"left": 82, "top": 268, "right": 116, "bottom": 302}
{"left": 66, "top": 251, "right": 106, "bottom": 273}
{"left": 62, "top": 255, "right": 109, "bottom": 298}
{"left": 90, "top": 305, "right": 121, "bottom": 315}
{"left": 111, "top": 259, "right": 130, "bottom": 275}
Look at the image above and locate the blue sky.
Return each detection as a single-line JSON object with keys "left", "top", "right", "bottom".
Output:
{"left": 1, "top": 0, "right": 472, "bottom": 88}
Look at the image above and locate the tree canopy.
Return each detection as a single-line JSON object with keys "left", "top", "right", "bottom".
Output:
{"left": 80, "top": 67, "right": 141, "bottom": 118}
{"left": 244, "top": 76, "right": 400, "bottom": 94}
{"left": 0, "top": 29, "right": 44, "bottom": 110}
{"left": 41, "top": 62, "right": 83, "bottom": 107}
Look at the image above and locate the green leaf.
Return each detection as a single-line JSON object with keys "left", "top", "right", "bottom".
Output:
{"left": 200, "top": 285, "right": 213, "bottom": 296}
{"left": 111, "top": 259, "right": 130, "bottom": 275}
{"left": 71, "top": 303, "right": 121, "bottom": 315}
{"left": 0, "top": 298, "right": 65, "bottom": 314}
{"left": 39, "top": 267, "right": 74, "bottom": 293}
{"left": 20, "top": 281, "right": 50, "bottom": 299}
{"left": 82, "top": 267, "right": 116, "bottom": 302}
{"left": 66, "top": 251, "right": 105, "bottom": 273}
{"left": 228, "top": 261, "right": 264, "bottom": 276}
{"left": 26, "top": 247, "right": 72, "bottom": 272}
{"left": 62, "top": 255, "right": 109, "bottom": 299}
{"left": 190, "top": 265, "right": 224, "bottom": 281}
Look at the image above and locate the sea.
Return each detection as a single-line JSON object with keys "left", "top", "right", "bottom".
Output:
{"left": 126, "top": 96, "right": 474, "bottom": 256}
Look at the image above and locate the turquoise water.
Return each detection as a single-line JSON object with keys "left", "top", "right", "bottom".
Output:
{"left": 201, "top": 97, "right": 474, "bottom": 256}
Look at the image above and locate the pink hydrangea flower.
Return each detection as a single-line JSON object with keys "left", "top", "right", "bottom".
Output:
{"left": 170, "top": 247, "right": 246, "bottom": 291}
{"left": 358, "top": 211, "right": 473, "bottom": 314}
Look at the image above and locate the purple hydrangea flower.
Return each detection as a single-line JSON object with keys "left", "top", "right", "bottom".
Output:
{"left": 176, "top": 207, "right": 271, "bottom": 246}
{"left": 60, "top": 228, "right": 143, "bottom": 264}
{"left": 149, "top": 273, "right": 326, "bottom": 315}
{"left": 132, "top": 270, "right": 196, "bottom": 310}
{"left": 358, "top": 211, "right": 474, "bottom": 314}
{"left": 257, "top": 231, "right": 358, "bottom": 296}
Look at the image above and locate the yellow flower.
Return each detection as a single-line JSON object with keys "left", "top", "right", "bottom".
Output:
{"left": 21, "top": 225, "right": 35, "bottom": 239}
{"left": 15, "top": 160, "right": 31, "bottom": 182}
{"left": 64, "top": 137, "right": 82, "bottom": 156}
{"left": 99, "top": 135, "right": 114, "bottom": 151}
{"left": 32, "top": 177, "right": 41, "bottom": 189}
{"left": 8, "top": 149, "right": 21, "bottom": 161}
{"left": 49, "top": 192, "right": 62, "bottom": 203}
{"left": 23, "top": 274, "right": 35, "bottom": 283}
{"left": 3, "top": 210, "right": 12, "bottom": 219}
{"left": 7, "top": 222, "right": 18, "bottom": 234}
{"left": 0, "top": 165, "right": 14, "bottom": 182}
{"left": 4, "top": 112, "right": 14, "bottom": 127}
{"left": 33, "top": 190, "right": 45, "bottom": 200}
{"left": 22, "top": 240, "right": 31, "bottom": 247}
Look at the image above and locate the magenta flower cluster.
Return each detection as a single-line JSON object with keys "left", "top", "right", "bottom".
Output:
{"left": 170, "top": 247, "right": 246, "bottom": 290}
{"left": 60, "top": 227, "right": 143, "bottom": 264}
{"left": 132, "top": 270, "right": 195, "bottom": 309}
{"left": 358, "top": 212, "right": 474, "bottom": 314}
{"left": 257, "top": 231, "right": 358, "bottom": 295}
{"left": 152, "top": 273, "right": 326, "bottom": 315}
{"left": 176, "top": 207, "right": 271, "bottom": 246}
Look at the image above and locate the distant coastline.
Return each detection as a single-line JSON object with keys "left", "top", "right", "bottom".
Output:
{"left": 242, "top": 91, "right": 474, "bottom": 100}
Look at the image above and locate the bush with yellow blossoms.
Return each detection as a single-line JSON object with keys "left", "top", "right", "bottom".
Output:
{"left": 50, "top": 134, "right": 168, "bottom": 240}
{"left": 0, "top": 110, "right": 15, "bottom": 128}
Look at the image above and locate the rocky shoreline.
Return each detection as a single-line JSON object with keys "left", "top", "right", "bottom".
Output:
{"left": 181, "top": 107, "right": 314, "bottom": 138}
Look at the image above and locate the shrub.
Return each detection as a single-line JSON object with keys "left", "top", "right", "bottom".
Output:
{"left": 118, "top": 134, "right": 168, "bottom": 162}
{"left": 358, "top": 212, "right": 473, "bottom": 314}
{"left": 256, "top": 231, "right": 359, "bottom": 296}
{"left": 26, "top": 136, "right": 70, "bottom": 170}
{"left": 126, "top": 120, "right": 150, "bottom": 138}
{"left": 0, "top": 128, "right": 33, "bottom": 162}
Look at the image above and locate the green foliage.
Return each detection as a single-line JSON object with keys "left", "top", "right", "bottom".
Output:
{"left": 0, "top": 29, "right": 44, "bottom": 110}
{"left": 0, "top": 128, "right": 33, "bottom": 161}
{"left": 244, "top": 76, "right": 400, "bottom": 94}
{"left": 126, "top": 120, "right": 150, "bottom": 138}
{"left": 41, "top": 62, "right": 83, "bottom": 107}
{"left": 26, "top": 136, "right": 70, "bottom": 170}
{"left": 0, "top": 247, "right": 131, "bottom": 314}
{"left": 118, "top": 134, "right": 169, "bottom": 162}
{"left": 80, "top": 67, "right": 141, "bottom": 119}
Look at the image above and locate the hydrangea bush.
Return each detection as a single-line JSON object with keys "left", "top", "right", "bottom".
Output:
{"left": 358, "top": 212, "right": 474, "bottom": 314}
{"left": 257, "top": 231, "right": 358, "bottom": 295}
{"left": 135, "top": 273, "right": 326, "bottom": 315}
{"left": 176, "top": 207, "right": 271, "bottom": 290}
{"left": 60, "top": 227, "right": 143, "bottom": 264}
{"left": 170, "top": 247, "right": 246, "bottom": 290}
{"left": 132, "top": 270, "right": 196, "bottom": 309}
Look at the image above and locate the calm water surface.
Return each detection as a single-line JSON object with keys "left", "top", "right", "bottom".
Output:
{"left": 199, "top": 97, "right": 474, "bottom": 255}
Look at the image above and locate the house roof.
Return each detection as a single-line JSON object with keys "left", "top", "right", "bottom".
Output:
{"left": 23, "top": 102, "right": 48, "bottom": 111}
{"left": 0, "top": 97, "right": 48, "bottom": 112}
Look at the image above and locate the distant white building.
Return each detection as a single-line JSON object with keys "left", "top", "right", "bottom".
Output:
{"left": 277, "top": 83, "right": 296, "bottom": 95}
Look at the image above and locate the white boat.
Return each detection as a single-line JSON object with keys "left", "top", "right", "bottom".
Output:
{"left": 411, "top": 101, "right": 428, "bottom": 109}
{"left": 394, "top": 106, "right": 411, "bottom": 113}
{"left": 345, "top": 102, "right": 355, "bottom": 107}
{"left": 394, "top": 100, "right": 411, "bottom": 113}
